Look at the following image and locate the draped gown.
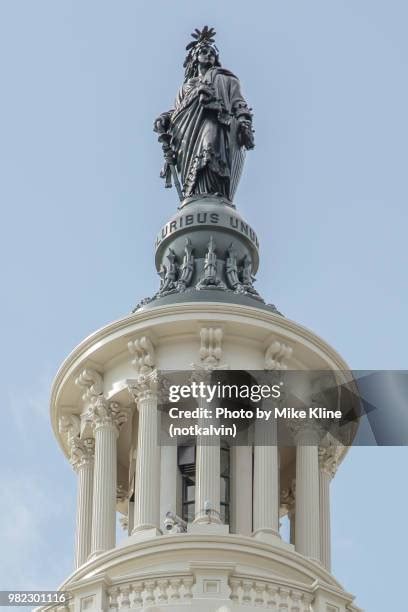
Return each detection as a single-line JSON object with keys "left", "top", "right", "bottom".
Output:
{"left": 168, "top": 67, "right": 250, "bottom": 200}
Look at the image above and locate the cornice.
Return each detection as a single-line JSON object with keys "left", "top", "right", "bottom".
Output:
{"left": 50, "top": 301, "right": 352, "bottom": 459}
{"left": 51, "top": 302, "right": 351, "bottom": 397}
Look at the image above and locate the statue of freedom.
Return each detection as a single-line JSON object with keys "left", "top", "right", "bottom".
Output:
{"left": 154, "top": 26, "right": 254, "bottom": 203}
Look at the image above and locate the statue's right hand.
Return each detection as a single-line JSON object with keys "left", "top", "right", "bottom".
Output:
{"left": 197, "top": 83, "right": 215, "bottom": 104}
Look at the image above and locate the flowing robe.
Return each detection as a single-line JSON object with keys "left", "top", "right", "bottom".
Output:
{"left": 169, "top": 67, "right": 251, "bottom": 200}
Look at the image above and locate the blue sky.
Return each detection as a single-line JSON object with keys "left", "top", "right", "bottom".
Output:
{"left": 0, "top": 2, "right": 407, "bottom": 610}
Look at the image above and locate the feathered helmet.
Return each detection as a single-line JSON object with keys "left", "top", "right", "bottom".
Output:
{"left": 183, "top": 26, "right": 221, "bottom": 81}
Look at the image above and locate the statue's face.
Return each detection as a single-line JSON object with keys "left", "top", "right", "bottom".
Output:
{"left": 197, "top": 45, "right": 216, "bottom": 67}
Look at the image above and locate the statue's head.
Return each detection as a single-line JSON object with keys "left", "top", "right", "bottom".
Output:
{"left": 196, "top": 43, "right": 218, "bottom": 68}
{"left": 183, "top": 26, "right": 221, "bottom": 81}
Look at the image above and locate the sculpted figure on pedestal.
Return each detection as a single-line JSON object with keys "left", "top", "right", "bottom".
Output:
{"left": 154, "top": 26, "right": 254, "bottom": 202}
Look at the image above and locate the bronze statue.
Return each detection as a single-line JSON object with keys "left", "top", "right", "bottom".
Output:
{"left": 154, "top": 26, "right": 254, "bottom": 202}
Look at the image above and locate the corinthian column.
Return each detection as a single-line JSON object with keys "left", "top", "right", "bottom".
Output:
{"left": 89, "top": 397, "right": 129, "bottom": 557}
{"left": 192, "top": 329, "right": 226, "bottom": 525}
{"left": 293, "top": 422, "right": 321, "bottom": 561}
{"left": 59, "top": 414, "right": 95, "bottom": 567}
{"left": 130, "top": 371, "right": 161, "bottom": 534}
{"left": 71, "top": 437, "right": 95, "bottom": 568}
{"left": 252, "top": 342, "right": 292, "bottom": 540}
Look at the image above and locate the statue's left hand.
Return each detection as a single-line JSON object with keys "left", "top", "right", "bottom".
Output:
{"left": 153, "top": 112, "right": 172, "bottom": 134}
{"left": 237, "top": 119, "right": 255, "bottom": 150}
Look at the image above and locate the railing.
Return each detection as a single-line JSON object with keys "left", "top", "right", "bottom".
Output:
{"left": 106, "top": 573, "right": 314, "bottom": 609}
{"left": 36, "top": 570, "right": 363, "bottom": 612}
{"left": 229, "top": 576, "right": 313, "bottom": 610}
{"left": 38, "top": 574, "right": 360, "bottom": 611}
{"left": 107, "top": 575, "right": 194, "bottom": 609}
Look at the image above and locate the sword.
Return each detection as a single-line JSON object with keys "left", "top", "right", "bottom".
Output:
{"left": 157, "top": 132, "right": 184, "bottom": 202}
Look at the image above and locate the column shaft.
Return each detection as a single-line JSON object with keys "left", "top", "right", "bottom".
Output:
{"left": 133, "top": 393, "right": 160, "bottom": 532}
{"left": 295, "top": 443, "right": 320, "bottom": 560}
{"left": 319, "top": 467, "right": 331, "bottom": 570}
{"left": 194, "top": 388, "right": 220, "bottom": 523}
{"left": 289, "top": 508, "right": 296, "bottom": 545}
{"left": 75, "top": 459, "right": 94, "bottom": 567}
{"left": 160, "top": 443, "right": 178, "bottom": 529}
{"left": 91, "top": 424, "right": 117, "bottom": 556}
{"left": 194, "top": 437, "right": 221, "bottom": 522}
{"left": 231, "top": 445, "right": 252, "bottom": 535}
{"left": 253, "top": 418, "right": 279, "bottom": 537}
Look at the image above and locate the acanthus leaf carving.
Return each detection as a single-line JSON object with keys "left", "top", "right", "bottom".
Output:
{"left": 287, "top": 416, "right": 324, "bottom": 444}
{"left": 59, "top": 413, "right": 94, "bottom": 469}
{"left": 70, "top": 436, "right": 95, "bottom": 471}
{"left": 318, "top": 440, "right": 343, "bottom": 478}
{"left": 128, "top": 369, "right": 159, "bottom": 404}
{"left": 88, "top": 396, "right": 131, "bottom": 433}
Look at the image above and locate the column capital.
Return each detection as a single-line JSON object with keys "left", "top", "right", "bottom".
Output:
{"left": 88, "top": 397, "right": 131, "bottom": 433}
{"left": 59, "top": 414, "right": 82, "bottom": 466}
{"left": 59, "top": 415, "right": 95, "bottom": 473}
{"left": 128, "top": 369, "right": 159, "bottom": 404}
{"left": 318, "top": 443, "right": 342, "bottom": 478}
{"left": 189, "top": 366, "right": 213, "bottom": 386}
{"left": 288, "top": 418, "right": 323, "bottom": 444}
{"left": 70, "top": 437, "right": 95, "bottom": 471}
